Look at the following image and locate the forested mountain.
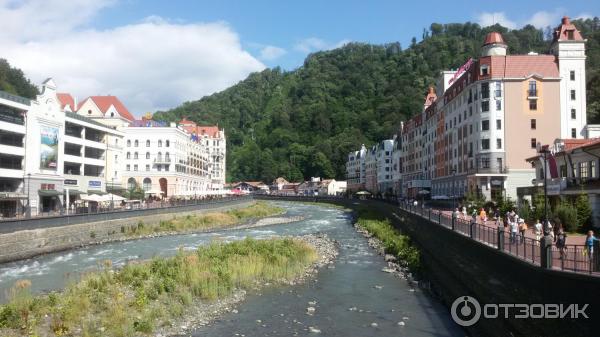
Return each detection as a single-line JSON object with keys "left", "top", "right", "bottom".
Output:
{"left": 0, "top": 59, "right": 38, "bottom": 98}
{"left": 158, "top": 20, "right": 598, "bottom": 182}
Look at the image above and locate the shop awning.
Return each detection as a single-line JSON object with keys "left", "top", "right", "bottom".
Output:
{"left": 38, "top": 189, "right": 62, "bottom": 197}
{"left": 0, "top": 192, "right": 27, "bottom": 200}
{"left": 88, "top": 190, "right": 107, "bottom": 195}
{"left": 65, "top": 189, "right": 87, "bottom": 195}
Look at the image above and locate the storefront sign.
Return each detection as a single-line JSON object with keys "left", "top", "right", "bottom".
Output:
{"left": 491, "top": 179, "right": 503, "bottom": 186}
{"left": 89, "top": 181, "right": 102, "bottom": 188}
{"left": 64, "top": 179, "right": 78, "bottom": 186}
{"left": 40, "top": 126, "right": 59, "bottom": 170}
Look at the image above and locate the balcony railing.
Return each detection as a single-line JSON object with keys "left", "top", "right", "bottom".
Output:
{"left": 154, "top": 157, "right": 172, "bottom": 164}
{"left": 0, "top": 90, "right": 31, "bottom": 106}
{"left": 467, "top": 166, "right": 508, "bottom": 175}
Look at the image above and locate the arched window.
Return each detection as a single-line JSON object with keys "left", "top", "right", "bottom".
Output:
{"left": 146, "top": 140, "right": 150, "bottom": 147}
{"left": 166, "top": 140, "right": 170, "bottom": 147}
{"left": 134, "top": 152, "right": 138, "bottom": 159}
{"left": 126, "top": 152, "right": 131, "bottom": 159}
{"left": 127, "top": 140, "right": 131, "bottom": 147}
{"left": 146, "top": 152, "right": 150, "bottom": 159}
{"left": 158, "top": 140, "right": 163, "bottom": 147}
{"left": 127, "top": 178, "right": 137, "bottom": 190}
{"left": 157, "top": 152, "right": 162, "bottom": 161}
{"left": 143, "top": 178, "right": 152, "bottom": 191}
{"left": 165, "top": 152, "right": 170, "bottom": 161}
{"left": 134, "top": 140, "right": 139, "bottom": 147}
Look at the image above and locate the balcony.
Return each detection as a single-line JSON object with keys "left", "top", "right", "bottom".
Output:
{"left": 467, "top": 166, "right": 508, "bottom": 175}
{"left": 0, "top": 90, "right": 31, "bottom": 106}
{"left": 154, "top": 157, "right": 172, "bottom": 164}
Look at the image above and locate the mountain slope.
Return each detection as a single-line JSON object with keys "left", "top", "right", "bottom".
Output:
{"left": 155, "top": 18, "right": 600, "bottom": 183}
{"left": 0, "top": 58, "right": 38, "bottom": 98}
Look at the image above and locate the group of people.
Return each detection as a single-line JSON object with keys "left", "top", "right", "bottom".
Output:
{"left": 452, "top": 205, "right": 600, "bottom": 260}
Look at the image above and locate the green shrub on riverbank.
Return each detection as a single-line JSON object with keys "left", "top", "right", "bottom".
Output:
{"left": 0, "top": 237, "right": 316, "bottom": 337}
{"left": 126, "top": 201, "right": 283, "bottom": 236}
{"left": 356, "top": 208, "right": 420, "bottom": 271}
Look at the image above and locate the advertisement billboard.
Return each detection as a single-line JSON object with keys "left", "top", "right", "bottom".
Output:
{"left": 40, "top": 126, "right": 59, "bottom": 170}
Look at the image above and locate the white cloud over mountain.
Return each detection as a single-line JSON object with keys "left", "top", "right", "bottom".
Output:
{"left": 477, "top": 8, "right": 596, "bottom": 30}
{"left": 0, "top": 0, "right": 265, "bottom": 115}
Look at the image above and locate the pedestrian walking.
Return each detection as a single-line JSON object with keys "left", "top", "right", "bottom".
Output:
{"left": 479, "top": 208, "right": 487, "bottom": 223}
{"left": 510, "top": 218, "right": 518, "bottom": 244}
{"left": 556, "top": 227, "right": 567, "bottom": 259}
{"left": 585, "top": 230, "right": 599, "bottom": 259}
{"left": 462, "top": 205, "right": 467, "bottom": 220}
{"left": 518, "top": 219, "right": 527, "bottom": 244}
{"left": 533, "top": 219, "right": 543, "bottom": 242}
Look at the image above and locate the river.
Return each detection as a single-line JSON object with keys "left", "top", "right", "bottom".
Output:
{"left": 0, "top": 202, "right": 463, "bottom": 336}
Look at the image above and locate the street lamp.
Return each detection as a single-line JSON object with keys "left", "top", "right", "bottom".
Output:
{"left": 26, "top": 173, "right": 31, "bottom": 218}
{"left": 451, "top": 167, "right": 457, "bottom": 210}
{"left": 537, "top": 142, "right": 550, "bottom": 230}
{"left": 110, "top": 177, "right": 115, "bottom": 211}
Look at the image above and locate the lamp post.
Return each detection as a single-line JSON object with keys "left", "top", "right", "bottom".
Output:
{"left": 110, "top": 177, "right": 115, "bottom": 211}
{"left": 26, "top": 173, "right": 31, "bottom": 218}
{"left": 537, "top": 143, "right": 550, "bottom": 230}
{"left": 451, "top": 168, "right": 457, "bottom": 210}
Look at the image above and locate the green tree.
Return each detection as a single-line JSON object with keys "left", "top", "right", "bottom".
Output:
{"left": 575, "top": 194, "right": 593, "bottom": 232}
{"left": 553, "top": 202, "right": 578, "bottom": 232}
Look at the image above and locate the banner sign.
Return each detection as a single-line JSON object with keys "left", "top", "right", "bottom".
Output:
{"left": 40, "top": 126, "right": 59, "bottom": 170}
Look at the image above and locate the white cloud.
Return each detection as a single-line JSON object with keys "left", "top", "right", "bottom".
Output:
{"left": 476, "top": 12, "right": 517, "bottom": 29}
{"left": 259, "top": 45, "right": 287, "bottom": 61}
{"left": 294, "top": 37, "right": 350, "bottom": 53}
{"left": 525, "top": 9, "right": 567, "bottom": 28}
{"left": 0, "top": 0, "right": 265, "bottom": 115}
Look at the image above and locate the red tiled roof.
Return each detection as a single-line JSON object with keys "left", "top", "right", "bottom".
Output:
{"left": 197, "top": 126, "right": 220, "bottom": 138}
{"left": 553, "top": 16, "right": 584, "bottom": 42}
{"left": 84, "top": 96, "right": 134, "bottom": 121}
{"left": 562, "top": 139, "right": 591, "bottom": 150}
{"left": 484, "top": 32, "right": 506, "bottom": 46}
{"left": 500, "top": 55, "right": 559, "bottom": 78}
{"left": 57, "top": 93, "right": 75, "bottom": 111}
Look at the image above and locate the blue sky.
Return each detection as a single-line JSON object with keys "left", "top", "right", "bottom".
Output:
{"left": 1, "top": 0, "right": 598, "bottom": 114}
{"left": 94, "top": 0, "right": 600, "bottom": 69}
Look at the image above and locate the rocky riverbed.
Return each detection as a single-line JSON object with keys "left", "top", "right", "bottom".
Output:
{"left": 156, "top": 233, "right": 338, "bottom": 337}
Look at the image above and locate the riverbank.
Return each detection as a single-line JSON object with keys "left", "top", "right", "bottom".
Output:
{"left": 0, "top": 234, "right": 337, "bottom": 337}
{"left": 0, "top": 201, "right": 282, "bottom": 264}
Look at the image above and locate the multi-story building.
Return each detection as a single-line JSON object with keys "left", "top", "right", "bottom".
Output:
{"left": 347, "top": 16, "right": 593, "bottom": 203}
{"left": 0, "top": 89, "right": 29, "bottom": 217}
{"left": 178, "top": 118, "right": 226, "bottom": 190}
{"left": 346, "top": 144, "right": 366, "bottom": 192}
{"left": 364, "top": 145, "right": 378, "bottom": 194}
{"left": 376, "top": 139, "right": 394, "bottom": 195}
{"left": 391, "top": 135, "right": 402, "bottom": 197}
{"left": 122, "top": 115, "right": 211, "bottom": 197}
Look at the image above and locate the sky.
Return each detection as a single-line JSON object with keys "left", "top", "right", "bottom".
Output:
{"left": 1, "top": 0, "right": 598, "bottom": 116}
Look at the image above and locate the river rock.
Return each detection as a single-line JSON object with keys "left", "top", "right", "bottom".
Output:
{"left": 370, "top": 322, "right": 378, "bottom": 328}
{"left": 384, "top": 254, "right": 397, "bottom": 262}
{"left": 306, "top": 306, "right": 316, "bottom": 315}
{"left": 308, "top": 326, "right": 321, "bottom": 333}
{"left": 382, "top": 267, "right": 395, "bottom": 273}
{"left": 398, "top": 321, "right": 406, "bottom": 326}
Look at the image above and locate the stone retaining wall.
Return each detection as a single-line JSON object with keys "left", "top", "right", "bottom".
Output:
{"left": 0, "top": 201, "right": 254, "bottom": 263}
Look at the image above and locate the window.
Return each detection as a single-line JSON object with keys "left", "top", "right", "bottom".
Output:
{"left": 134, "top": 164, "right": 138, "bottom": 171}
{"left": 496, "top": 100, "right": 501, "bottom": 111}
{"left": 591, "top": 161, "right": 597, "bottom": 179}
{"left": 157, "top": 165, "right": 162, "bottom": 172}
{"left": 571, "top": 90, "right": 576, "bottom": 100}
{"left": 496, "top": 119, "right": 501, "bottom": 130}
{"left": 166, "top": 140, "right": 170, "bottom": 147}
{"left": 469, "top": 124, "right": 473, "bottom": 135}
{"left": 165, "top": 165, "right": 169, "bottom": 172}
{"left": 567, "top": 30, "right": 574, "bottom": 40}
{"left": 481, "top": 139, "right": 490, "bottom": 150}
{"left": 480, "top": 65, "right": 489, "bottom": 76}
{"left": 481, "top": 82, "right": 489, "bottom": 99}
{"left": 126, "top": 140, "right": 131, "bottom": 147}
{"left": 165, "top": 152, "right": 170, "bottom": 161}
{"left": 529, "top": 99, "right": 537, "bottom": 110}
{"left": 481, "top": 101, "right": 489, "bottom": 112}
{"left": 158, "top": 140, "right": 162, "bottom": 147}
{"left": 560, "top": 165, "right": 567, "bottom": 178}
{"left": 528, "top": 80, "right": 537, "bottom": 96}
{"left": 469, "top": 106, "right": 472, "bottom": 116}
{"left": 146, "top": 140, "right": 150, "bottom": 147}
{"left": 494, "top": 138, "right": 501, "bottom": 149}
{"left": 146, "top": 152, "right": 150, "bottom": 159}
{"left": 146, "top": 164, "right": 150, "bottom": 171}
{"left": 126, "top": 152, "right": 131, "bottom": 159}
{"left": 126, "top": 164, "right": 131, "bottom": 171}
{"left": 572, "top": 128, "right": 577, "bottom": 138}
{"left": 143, "top": 178, "right": 152, "bottom": 191}
{"left": 114, "top": 154, "right": 118, "bottom": 164}
{"left": 134, "top": 152, "right": 138, "bottom": 159}
{"left": 580, "top": 162, "right": 589, "bottom": 179}
{"left": 570, "top": 70, "right": 575, "bottom": 81}
{"left": 481, "top": 120, "right": 490, "bottom": 131}
{"left": 531, "top": 119, "right": 536, "bottom": 129}
{"left": 134, "top": 140, "right": 139, "bottom": 147}
{"left": 127, "top": 178, "right": 136, "bottom": 190}
{"left": 531, "top": 138, "right": 537, "bottom": 148}
{"left": 495, "top": 81, "right": 502, "bottom": 97}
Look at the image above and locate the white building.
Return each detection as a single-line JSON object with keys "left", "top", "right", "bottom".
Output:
{"left": 318, "top": 179, "right": 347, "bottom": 196}
{"left": 346, "top": 144, "right": 366, "bottom": 192}
{"left": 0, "top": 89, "right": 29, "bottom": 217}
{"left": 376, "top": 139, "right": 394, "bottom": 195}
{"left": 391, "top": 135, "right": 402, "bottom": 197}
{"left": 122, "top": 117, "right": 211, "bottom": 198}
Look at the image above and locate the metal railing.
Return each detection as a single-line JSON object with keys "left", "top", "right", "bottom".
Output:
{"left": 399, "top": 202, "right": 600, "bottom": 277}
{"left": 0, "top": 195, "right": 253, "bottom": 234}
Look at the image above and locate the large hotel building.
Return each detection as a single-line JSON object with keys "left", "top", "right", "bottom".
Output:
{"left": 0, "top": 79, "right": 225, "bottom": 218}
{"left": 347, "top": 16, "right": 592, "bottom": 202}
